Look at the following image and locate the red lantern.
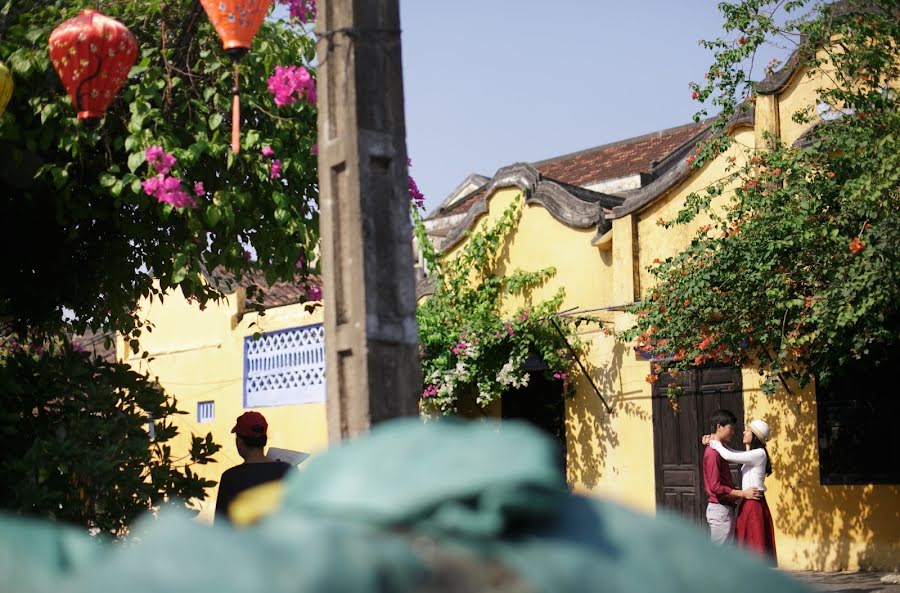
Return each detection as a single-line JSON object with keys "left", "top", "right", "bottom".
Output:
{"left": 49, "top": 9, "right": 137, "bottom": 124}
{"left": 199, "top": 0, "right": 273, "bottom": 153}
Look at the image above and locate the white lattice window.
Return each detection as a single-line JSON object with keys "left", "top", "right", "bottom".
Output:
{"left": 197, "top": 400, "right": 215, "bottom": 423}
{"left": 243, "top": 324, "right": 326, "bottom": 407}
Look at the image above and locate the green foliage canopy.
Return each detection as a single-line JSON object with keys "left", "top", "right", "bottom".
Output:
{"left": 0, "top": 0, "right": 318, "bottom": 341}
{"left": 0, "top": 340, "right": 220, "bottom": 536}
{"left": 415, "top": 199, "right": 598, "bottom": 415}
{"left": 623, "top": 0, "right": 900, "bottom": 396}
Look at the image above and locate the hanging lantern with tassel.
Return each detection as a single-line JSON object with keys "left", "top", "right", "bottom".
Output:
{"left": 48, "top": 9, "right": 137, "bottom": 125}
{"left": 199, "top": 0, "right": 272, "bottom": 153}
{"left": 0, "top": 62, "right": 13, "bottom": 117}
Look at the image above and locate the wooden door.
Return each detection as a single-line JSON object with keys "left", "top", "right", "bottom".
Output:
{"left": 652, "top": 365, "right": 743, "bottom": 525}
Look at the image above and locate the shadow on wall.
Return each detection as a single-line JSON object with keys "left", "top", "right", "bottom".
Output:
{"left": 566, "top": 338, "right": 651, "bottom": 491}
{"left": 747, "top": 383, "right": 900, "bottom": 571}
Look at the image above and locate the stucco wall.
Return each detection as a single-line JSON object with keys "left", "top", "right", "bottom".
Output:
{"left": 123, "top": 287, "right": 328, "bottom": 523}
{"left": 441, "top": 50, "right": 899, "bottom": 571}
{"left": 742, "top": 372, "right": 900, "bottom": 571}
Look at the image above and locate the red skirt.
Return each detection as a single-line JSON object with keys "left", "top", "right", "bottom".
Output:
{"left": 736, "top": 497, "right": 777, "bottom": 562}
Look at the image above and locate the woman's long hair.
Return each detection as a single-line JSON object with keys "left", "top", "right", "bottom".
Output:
{"left": 750, "top": 435, "right": 773, "bottom": 476}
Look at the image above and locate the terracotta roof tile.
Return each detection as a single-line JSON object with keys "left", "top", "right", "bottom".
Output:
{"left": 533, "top": 121, "right": 709, "bottom": 187}
{"left": 436, "top": 121, "right": 710, "bottom": 219}
{"left": 237, "top": 270, "right": 314, "bottom": 309}
{"left": 207, "top": 267, "right": 314, "bottom": 309}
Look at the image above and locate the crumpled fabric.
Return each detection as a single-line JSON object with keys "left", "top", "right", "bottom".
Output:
{"left": 0, "top": 513, "right": 105, "bottom": 593}
{"left": 5, "top": 418, "right": 812, "bottom": 593}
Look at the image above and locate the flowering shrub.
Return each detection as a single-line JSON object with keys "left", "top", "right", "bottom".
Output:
{"left": 415, "top": 198, "right": 596, "bottom": 415}
{"left": 623, "top": 0, "right": 900, "bottom": 399}
{"left": 0, "top": 0, "right": 319, "bottom": 339}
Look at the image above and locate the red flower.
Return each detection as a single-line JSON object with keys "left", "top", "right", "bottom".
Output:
{"left": 738, "top": 36, "right": 748, "bottom": 45}
{"left": 687, "top": 154, "right": 697, "bottom": 167}
{"left": 849, "top": 237, "right": 865, "bottom": 253}
{"left": 691, "top": 90, "right": 700, "bottom": 101}
{"left": 827, "top": 171, "right": 836, "bottom": 178}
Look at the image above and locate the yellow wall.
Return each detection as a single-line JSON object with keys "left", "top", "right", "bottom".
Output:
{"left": 122, "top": 286, "right": 328, "bottom": 523}
{"left": 742, "top": 372, "right": 900, "bottom": 571}
{"left": 441, "top": 53, "right": 898, "bottom": 571}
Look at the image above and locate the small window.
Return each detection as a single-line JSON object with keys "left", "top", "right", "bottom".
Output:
{"left": 197, "top": 400, "right": 215, "bottom": 423}
{"left": 817, "top": 346, "right": 900, "bottom": 485}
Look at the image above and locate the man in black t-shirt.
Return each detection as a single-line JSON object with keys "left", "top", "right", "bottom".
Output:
{"left": 214, "top": 411, "right": 291, "bottom": 523}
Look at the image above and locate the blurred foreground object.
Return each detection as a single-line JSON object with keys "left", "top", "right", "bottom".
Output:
{"left": 4, "top": 420, "right": 811, "bottom": 593}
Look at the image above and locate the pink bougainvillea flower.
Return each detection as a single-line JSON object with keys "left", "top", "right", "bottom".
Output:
{"left": 280, "top": 0, "right": 316, "bottom": 24}
{"left": 305, "top": 283, "right": 322, "bottom": 301}
{"left": 193, "top": 181, "right": 205, "bottom": 196}
{"left": 141, "top": 176, "right": 161, "bottom": 195}
{"left": 142, "top": 174, "right": 196, "bottom": 209}
{"left": 311, "top": 143, "right": 318, "bottom": 155}
{"left": 270, "top": 159, "right": 283, "bottom": 179}
{"left": 407, "top": 158, "right": 425, "bottom": 209}
{"left": 261, "top": 146, "right": 275, "bottom": 158}
{"left": 154, "top": 153, "right": 176, "bottom": 174}
{"left": 267, "top": 65, "right": 316, "bottom": 107}
{"left": 146, "top": 145, "right": 164, "bottom": 163}
{"left": 146, "top": 145, "right": 177, "bottom": 175}
{"left": 408, "top": 175, "right": 425, "bottom": 209}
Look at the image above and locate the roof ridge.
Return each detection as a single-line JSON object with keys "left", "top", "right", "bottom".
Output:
{"left": 530, "top": 118, "right": 714, "bottom": 169}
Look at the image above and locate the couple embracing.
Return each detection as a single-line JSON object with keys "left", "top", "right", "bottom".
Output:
{"left": 702, "top": 409, "right": 777, "bottom": 562}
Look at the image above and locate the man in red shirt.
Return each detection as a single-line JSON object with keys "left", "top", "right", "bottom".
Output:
{"left": 704, "top": 409, "right": 761, "bottom": 544}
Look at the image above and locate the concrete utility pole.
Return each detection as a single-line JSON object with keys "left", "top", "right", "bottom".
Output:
{"left": 315, "top": 0, "right": 421, "bottom": 440}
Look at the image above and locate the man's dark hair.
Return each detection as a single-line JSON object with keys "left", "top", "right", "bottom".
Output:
{"left": 710, "top": 409, "right": 737, "bottom": 433}
{"left": 239, "top": 434, "right": 267, "bottom": 449}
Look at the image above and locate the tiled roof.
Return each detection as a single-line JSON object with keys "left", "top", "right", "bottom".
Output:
{"left": 238, "top": 270, "right": 310, "bottom": 309}
{"left": 71, "top": 328, "right": 117, "bottom": 363}
{"left": 206, "top": 267, "right": 313, "bottom": 309}
{"left": 532, "top": 120, "right": 709, "bottom": 188}
{"left": 435, "top": 120, "right": 710, "bottom": 219}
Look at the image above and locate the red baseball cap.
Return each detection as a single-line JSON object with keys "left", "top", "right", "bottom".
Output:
{"left": 232, "top": 411, "right": 268, "bottom": 438}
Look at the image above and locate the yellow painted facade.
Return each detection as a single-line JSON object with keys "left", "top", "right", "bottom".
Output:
{"left": 121, "top": 286, "right": 329, "bottom": 523}
{"left": 441, "top": 56, "right": 898, "bottom": 571}
{"left": 127, "top": 46, "right": 897, "bottom": 569}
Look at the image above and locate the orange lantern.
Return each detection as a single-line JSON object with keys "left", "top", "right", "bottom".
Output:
{"left": 48, "top": 9, "right": 138, "bottom": 125}
{"left": 199, "top": 0, "right": 273, "bottom": 153}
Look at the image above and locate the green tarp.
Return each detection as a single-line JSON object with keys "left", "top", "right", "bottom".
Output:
{"left": 3, "top": 418, "right": 811, "bottom": 593}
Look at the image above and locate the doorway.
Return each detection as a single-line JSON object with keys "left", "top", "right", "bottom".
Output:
{"left": 502, "top": 371, "right": 567, "bottom": 470}
{"left": 651, "top": 365, "right": 744, "bottom": 525}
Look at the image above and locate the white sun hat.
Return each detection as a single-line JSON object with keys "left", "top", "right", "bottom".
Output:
{"left": 749, "top": 419, "right": 770, "bottom": 443}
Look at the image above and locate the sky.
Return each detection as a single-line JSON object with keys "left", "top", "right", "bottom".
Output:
{"left": 398, "top": 1, "right": 786, "bottom": 213}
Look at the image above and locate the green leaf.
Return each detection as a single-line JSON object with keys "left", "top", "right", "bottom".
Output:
{"left": 206, "top": 204, "right": 222, "bottom": 227}
{"left": 51, "top": 167, "right": 68, "bottom": 189}
{"left": 99, "top": 173, "right": 117, "bottom": 188}
{"left": 171, "top": 266, "right": 188, "bottom": 284}
{"left": 128, "top": 151, "right": 146, "bottom": 173}
{"left": 208, "top": 113, "right": 223, "bottom": 131}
